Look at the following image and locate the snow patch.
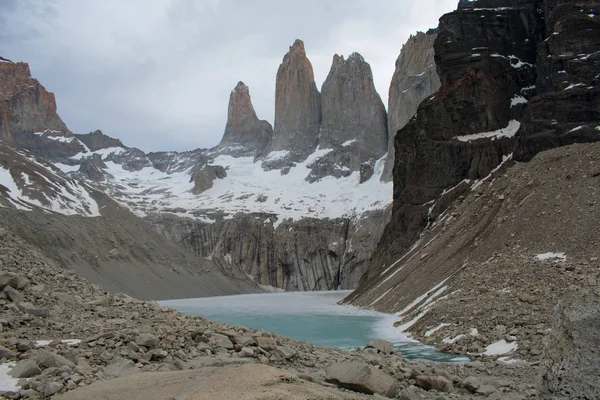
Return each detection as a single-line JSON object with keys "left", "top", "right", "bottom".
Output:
{"left": 442, "top": 334, "right": 465, "bottom": 344}
{"left": 455, "top": 120, "right": 520, "bottom": 142}
{"left": 482, "top": 339, "right": 518, "bottom": 356}
{"left": 0, "top": 363, "right": 19, "bottom": 393}
{"left": 535, "top": 252, "right": 567, "bottom": 261}
{"left": 511, "top": 95, "right": 528, "bottom": 107}
{"left": 342, "top": 139, "right": 357, "bottom": 147}
{"left": 424, "top": 323, "right": 451, "bottom": 337}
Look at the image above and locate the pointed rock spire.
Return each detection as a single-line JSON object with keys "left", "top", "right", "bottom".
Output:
{"left": 263, "top": 39, "right": 321, "bottom": 166}
{"left": 320, "top": 52, "right": 388, "bottom": 158}
{"left": 381, "top": 31, "right": 441, "bottom": 182}
{"left": 218, "top": 81, "right": 272, "bottom": 157}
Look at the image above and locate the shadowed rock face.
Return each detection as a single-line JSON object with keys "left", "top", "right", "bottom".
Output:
{"left": 218, "top": 81, "right": 273, "bottom": 157}
{"left": 311, "top": 53, "right": 387, "bottom": 182}
{"left": 381, "top": 31, "right": 441, "bottom": 182}
{"left": 263, "top": 40, "right": 322, "bottom": 168}
{"left": 0, "top": 62, "right": 69, "bottom": 142}
{"left": 348, "top": 0, "right": 600, "bottom": 302}
{"left": 320, "top": 53, "right": 387, "bottom": 158}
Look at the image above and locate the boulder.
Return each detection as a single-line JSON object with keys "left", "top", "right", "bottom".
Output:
{"left": 255, "top": 337, "right": 278, "bottom": 351}
{"left": 397, "top": 385, "right": 423, "bottom": 400}
{"left": 0, "top": 345, "right": 16, "bottom": 360}
{"left": 415, "top": 375, "right": 454, "bottom": 393}
{"left": 8, "top": 359, "right": 41, "bottom": 378}
{"left": 135, "top": 333, "right": 159, "bottom": 348}
{"left": 461, "top": 376, "right": 481, "bottom": 393}
{"left": 3, "top": 286, "right": 23, "bottom": 304}
{"left": 325, "top": 361, "right": 397, "bottom": 397}
{"left": 0, "top": 273, "right": 18, "bottom": 290}
{"left": 365, "top": 340, "right": 393, "bottom": 354}
{"left": 18, "top": 302, "right": 50, "bottom": 317}
{"left": 209, "top": 334, "right": 234, "bottom": 350}
{"left": 103, "top": 357, "right": 139, "bottom": 378}
{"left": 44, "top": 382, "right": 63, "bottom": 396}
{"left": 36, "top": 349, "right": 76, "bottom": 369}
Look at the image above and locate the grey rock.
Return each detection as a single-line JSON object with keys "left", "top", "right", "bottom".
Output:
{"left": 325, "top": 361, "right": 397, "bottom": 397}
{"left": 135, "top": 333, "right": 159, "bottom": 348}
{"left": 3, "top": 286, "right": 23, "bottom": 304}
{"left": 36, "top": 349, "right": 76, "bottom": 369}
{"left": 209, "top": 334, "right": 234, "bottom": 350}
{"left": 44, "top": 382, "right": 63, "bottom": 396}
{"left": 53, "top": 292, "right": 79, "bottom": 305}
{"left": 17, "top": 302, "right": 50, "bottom": 317}
{"left": 0, "top": 345, "right": 16, "bottom": 360}
{"left": 539, "top": 289, "right": 600, "bottom": 399}
{"left": 365, "top": 340, "right": 393, "bottom": 354}
{"left": 190, "top": 165, "right": 227, "bottom": 194}
{"left": 415, "top": 375, "right": 454, "bottom": 393}
{"left": 255, "top": 336, "right": 277, "bottom": 351}
{"left": 103, "top": 357, "right": 139, "bottom": 378}
{"left": 476, "top": 384, "right": 497, "bottom": 395}
{"left": 397, "top": 386, "right": 423, "bottom": 400}
{"left": 8, "top": 359, "right": 41, "bottom": 378}
{"left": 461, "top": 376, "right": 481, "bottom": 393}
{"left": 0, "top": 273, "right": 18, "bottom": 290}
{"left": 273, "top": 346, "right": 296, "bottom": 359}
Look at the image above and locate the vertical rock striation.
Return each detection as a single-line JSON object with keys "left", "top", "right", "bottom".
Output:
{"left": 263, "top": 40, "right": 322, "bottom": 168}
{"left": 347, "top": 0, "right": 600, "bottom": 309}
{"left": 381, "top": 31, "right": 441, "bottom": 182}
{"left": 217, "top": 81, "right": 273, "bottom": 157}
{"left": 309, "top": 53, "right": 387, "bottom": 182}
{"left": 0, "top": 62, "right": 69, "bottom": 141}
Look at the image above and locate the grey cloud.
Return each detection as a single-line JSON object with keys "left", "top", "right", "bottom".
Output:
{"left": 1, "top": 0, "right": 457, "bottom": 152}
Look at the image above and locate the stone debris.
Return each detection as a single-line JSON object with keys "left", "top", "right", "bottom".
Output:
{"left": 0, "top": 226, "right": 538, "bottom": 399}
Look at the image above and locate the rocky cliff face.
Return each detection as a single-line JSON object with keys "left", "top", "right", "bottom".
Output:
{"left": 348, "top": 0, "right": 600, "bottom": 304}
{"left": 263, "top": 40, "right": 322, "bottom": 168}
{"left": 148, "top": 208, "right": 390, "bottom": 291}
{"left": 217, "top": 81, "right": 273, "bottom": 157}
{"left": 0, "top": 62, "right": 69, "bottom": 142}
{"left": 381, "top": 31, "right": 441, "bottom": 182}
{"left": 312, "top": 53, "right": 388, "bottom": 182}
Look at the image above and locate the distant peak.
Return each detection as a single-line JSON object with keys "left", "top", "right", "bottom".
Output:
{"left": 290, "top": 39, "right": 306, "bottom": 55}
{"left": 348, "top": 52, "right": 365, "bottom": 63}
{"left": 234, "top": 81, "right": 249, "bottom": 93}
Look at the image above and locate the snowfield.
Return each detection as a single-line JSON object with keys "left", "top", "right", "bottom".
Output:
{"left": 70, "top": 146, "right": 393, "bottom": 224}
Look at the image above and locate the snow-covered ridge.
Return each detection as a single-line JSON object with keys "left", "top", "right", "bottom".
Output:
{"left": 54, "top": 145, "right": 392, "bottom": 224}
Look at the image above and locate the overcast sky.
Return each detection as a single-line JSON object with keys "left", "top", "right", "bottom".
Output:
{"left": 0, "top": 0, "right": 457, "bottom": 152}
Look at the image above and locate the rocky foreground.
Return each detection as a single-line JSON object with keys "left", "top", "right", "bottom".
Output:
{"left": 0, "top": 227, "right": 543, "bottom": 399}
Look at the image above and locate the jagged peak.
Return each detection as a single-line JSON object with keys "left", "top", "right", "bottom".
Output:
{"left": 289, "top": 39, "right": 306, "bottom": 55}
{"left": 233, "top": 81, "right": 249, "bottom": 93}
{"left": 347, "top": 52, "right": 365, "bottom": 63}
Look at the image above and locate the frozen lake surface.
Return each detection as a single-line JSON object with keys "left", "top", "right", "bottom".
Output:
{"left": 161, "top": 291, "right": 468, "bottom": 363}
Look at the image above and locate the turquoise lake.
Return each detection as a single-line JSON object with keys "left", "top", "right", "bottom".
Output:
{"left": 161, "top": 290, "right": 468, "bottom": 363}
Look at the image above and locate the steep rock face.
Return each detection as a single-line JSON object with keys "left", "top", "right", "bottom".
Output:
{"left": 0, "top": 62, "right": 69, "bottom": 142}
{"left": 516, "top": 0, "right": 600, "bottom": 160}
{"left": 217, "top": 82, "right": 273, "bottom": 157}
{"left": 148, "top": 208, "right": 390, "bottom": 291}
{"left": 263, "top": 40, "right": 322, "bottom": 168}
{"left": 347, "top": 0, "right": 600, "bottom": 311}
{"left": 539, "top": 289, "right": 600, "bottom": 398}
{"left": 75, "top": 129, "right": 123, "bottom": 151}
{"left": 359, "top": 1, "right": 543, "bottom": 280}
{"left": 191, "top": 165, "right": 227, "bottom": 194}
{"left": 312, "top": 53, "right": 387, "bottom": 182}
{"left": 381, "top": 31, "right": 441, "bottom": 182}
